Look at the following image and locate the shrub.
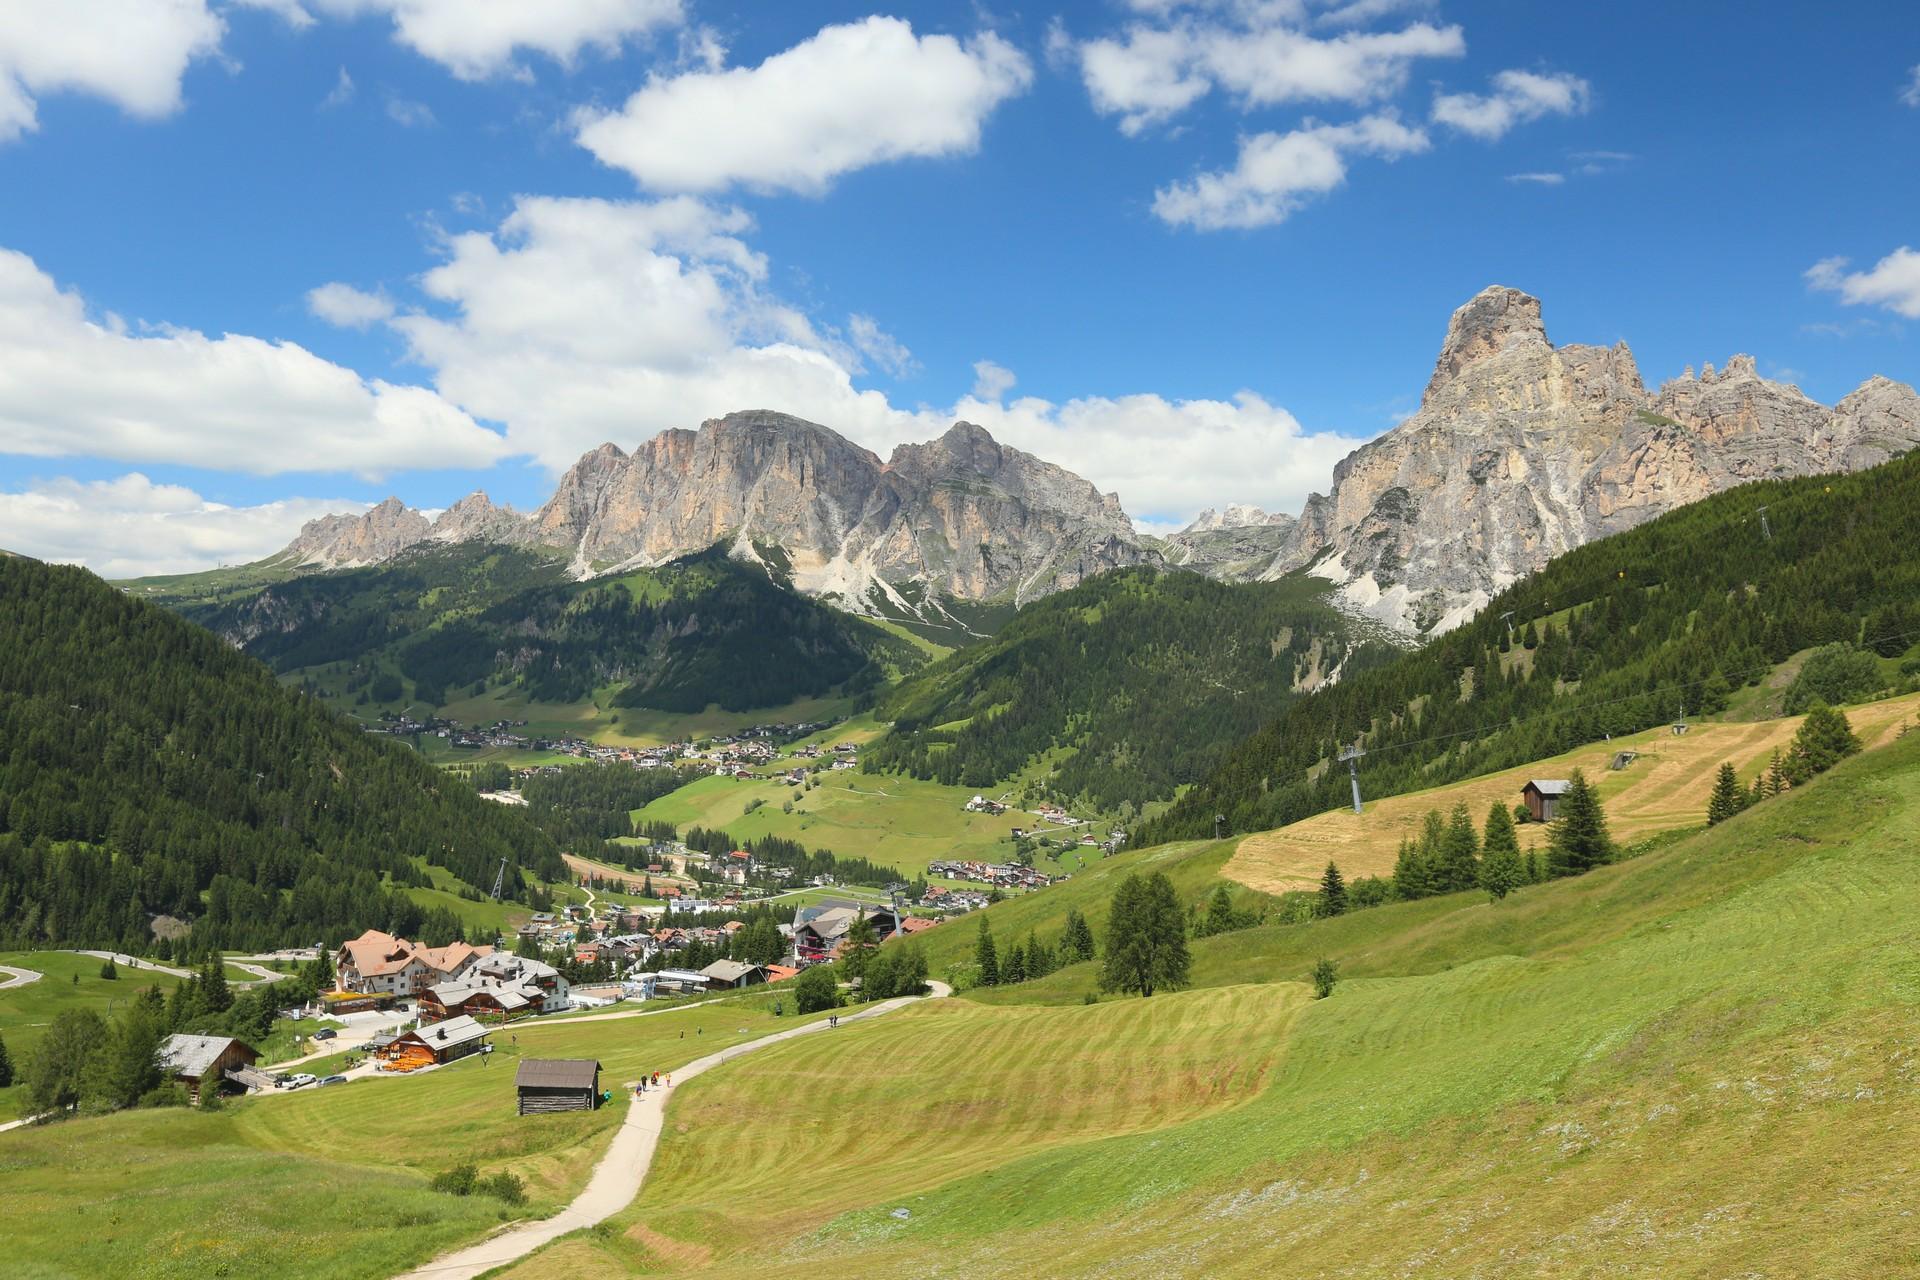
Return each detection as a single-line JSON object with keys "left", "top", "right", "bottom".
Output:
{"left": 431, "top": 1164, "right": 479, "bottom": 1197}
{"left": 1784, "top": 643, "right": 1882, "bottom": 713}
{"left": 1311, "top": 958, "right": 1338, "bottom": 999}
{"left": 479, "top": 1172, "right": 527, "bottom": 1206}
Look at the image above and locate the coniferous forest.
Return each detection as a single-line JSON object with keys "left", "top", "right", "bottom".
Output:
{"left": 1141, "top": 453, "right": 1920, "bottom": 844}
{"left": 0, "top": 557, "right": 567, "bottom": 953}
{"left": 862, "top": 568, "right": 1396, "bottom": 813}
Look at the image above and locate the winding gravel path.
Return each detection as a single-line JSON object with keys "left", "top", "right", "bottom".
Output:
{"left": 0, "top": 964, "right": 41, "bottom": 991}
{"left": 392, "top": 980, "right": 949, "bottom": 1280}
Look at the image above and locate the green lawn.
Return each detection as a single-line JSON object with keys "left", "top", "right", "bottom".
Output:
{"left": 0, "top": 951, "right": 184, "bottom": 1119}
{"left": 485, "top": 724, "right": 1920, "bottom": 1278}
{"left": 0, "top": 988, "right": 827, "bottom": 1278}
{"left": 631, "top": 772, "right": 1036, "bottom": 880}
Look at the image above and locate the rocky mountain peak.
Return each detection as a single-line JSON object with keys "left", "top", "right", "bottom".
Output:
{"left": 280, "top": 496, "right": 432, "bottom": 569}
{"left": 1423, "top": 285, "right": 1548, "bottom": 404}
{"left": 431, "top": 490, "right": 525, "bottom": 543}
{"left": 1182, "top": 504, "right": 1280, "bottom": 533}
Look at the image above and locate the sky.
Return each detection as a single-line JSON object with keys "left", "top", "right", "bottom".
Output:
{"left": 1, "top": 0, "right": 1916, "bottom": 576}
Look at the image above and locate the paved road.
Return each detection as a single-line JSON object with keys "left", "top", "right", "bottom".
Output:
{"left": 0, "top": 964, "right": 41, "bottom": 991}
{"left": 63, "top": 951, "right": 287, "bottom": 986}
{"left": 392, "top": 981, "right": 950, "bottom": 1280}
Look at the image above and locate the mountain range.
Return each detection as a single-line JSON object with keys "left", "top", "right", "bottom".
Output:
{"left": 253, "top": 286, "right": 1920, "bottom": 635}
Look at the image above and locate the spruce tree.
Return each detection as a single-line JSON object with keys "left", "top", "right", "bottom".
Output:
{"left": 1002, "top": 941, "right": 1027, "bottom": 984}
{"left": 1318, "top": 861, "right": 1348, "bottom": 916}
{"left": 1706, "top": 762, "right": 1744, "bottom": 825}
{"left": 974, "top": 916, "right": 999, "bottom": 986}
{"left": 1478, "top": 801, "right": 1524, "bottom": 902}
{"left": 1437, "top": 802, "right": 1481, "bottom": 892}
{"left": 1392, "top": 836, "right": 1433, "bottom": 900}
{"left": 1201, "top": 885, "right": 1239, "bottom": 935}
{"left": 1099, "top": 872, "right": 1191, "bottom": 998}
{"left": 0, "top": 1029, "right": 12, "bottom": 1089}
{"left": 1062, "top": 908, "right": 1096, "bottom": 962}
{"left": 1547, "top": 770, "right": 1615, "bottom": 877}
{"left": 1789, "top": 701, "right": 1862, "bottom": 780}
{"left": 840, "top": 911, "right": 877, "bottom": 983}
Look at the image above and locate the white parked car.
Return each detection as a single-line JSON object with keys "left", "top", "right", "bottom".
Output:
{"left": 280, "top": 1072, "right": 318, "bottom": 1089}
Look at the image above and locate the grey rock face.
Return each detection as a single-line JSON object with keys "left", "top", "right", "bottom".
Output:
{"left": 272, "top": 413, "right": 1155, "bottom": 610}
{"left": 1184, "top": 286, "right": 1920, "bottom": 633}
{"left": 281, "top": 497, "right": 433, "bottom": 569}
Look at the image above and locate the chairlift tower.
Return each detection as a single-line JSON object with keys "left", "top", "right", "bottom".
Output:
{"left": 1339, "top": 743, "right": 1367, "bottom": 815}
{"left": 1499, "top": 611, "right": 1515, "bottom": 643}
{"left": 490, "top": 857, "right": 508, "bottom": 902}
{"left": 1755, "top": 505, "right": 1773, "bottom": 543}
{"left": 1213, "top": 813, "right": 1228, "bottom": 841}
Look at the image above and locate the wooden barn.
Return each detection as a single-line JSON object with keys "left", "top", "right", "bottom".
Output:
{"left": 157, "top": 1033, "right": 260, "bottom": 1104}
{"left": 1521, "top": 779, "right": 1571, "bottom": 823}
{"left": 515, "top": 1058, "right": 602, "bottom": 1115}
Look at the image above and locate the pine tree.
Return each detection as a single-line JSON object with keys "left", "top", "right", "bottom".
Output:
{"left": 840, "top": 911, "right": 877, "bottom": 983}
{"left": 1478, "top": 801, "right": 1524, "bottom": 902}
{"left": 1437, "top": 802, "right": 1481, "bottom": 892}
{"left": 0, "top": 1029, "right": 13, "bottom": 1089}
{"left": 1062, "top": 908, "right": 1096, "bottom": 963}
{"left": 1099, "top": 872, "right": 1191, "bottom": 998}
{"left": 1766, "top": 750, "right": 1791, "bottom": 796}
{"left": 1318, "top": 861, "right": 1348, "bottom": 916}
{"left": 1002, "top": 940, "right": 1027, "bottom": 985}
{"left": 1200, "top": 884, "right": 1239, "bottom": 935}
{"left": 1391, "top": 836, "right": 1433, "bottom": 900}
{"left": 1547, "top": 770, "right": 1615, "bottom": 877}
{"left": 200, "top": 959, "right": 232, "bottom": 1015}
{"left": 1024, "top": 931, "right": 1051, "bottom": 980}
{"left": 1706, "top": 762, "right": 1744, "bottom": 825}
{"left": 1788, "top": 701, "right": 1863, "bottom": 780}
{"left": 974, "top": 916, "right": 999, "bottom": 986}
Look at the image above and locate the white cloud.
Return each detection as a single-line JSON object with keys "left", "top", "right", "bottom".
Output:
{"left": 321, "top": 65, "right": 354, "bottom": 108}
{"left": 276, "top": 0, "right": 683, "bottom": 80}
{"left": 574, "top": 16, "right": 1033, "bottom": 194}
{"left": 0, "top": 246, "right": 508, "bottom": 476}
{"left": 1069, "top": 3, "right": 1463, "bottom": 135}
{"left": 1154, "top": 113, "right": 1428, "bottom": 229}
{"left": 971, "top": 360, "right": 1017, "bottom": 401}
{"left": 0, "top": 0, "right": 225, "bottom": 143}
{"left": 1432, "top": 68, "right": 1590, "bottom": 140}
{"left": 0, "top": 474, "right": 363, "bottom": 578}
{"left": 1806, "top": 247, "right": 1920, "bottom": 319}
{"left": 1902, "top": 64, "right": 1920, "bottom": 108}
{"left": 1506, "top": 171, "right": 1564, "bottom": 184}
{"left": 361, "top": 193, "right": 1362, "bottom": 518}
{"left": 385, "top": 95, "right": 435, "bottom": 128}
{"left": 846, "top": 314, "right": 917, "bottom": 379}
{"left": 231, "top": 0, "right": 316, "bottom": 29}
{"left": 306, "top": 281, "right": 394, "bottom": 329}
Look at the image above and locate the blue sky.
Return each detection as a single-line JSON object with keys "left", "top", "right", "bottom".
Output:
{"left": 1, "top": 0, "right": 1916, "bottom": 574}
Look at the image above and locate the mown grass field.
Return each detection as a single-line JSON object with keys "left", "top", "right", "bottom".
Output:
{"left": 479, "top": 725, "right": 1920, "bottom": 1278}
{"left": 0, "top": 951, "right": 184, "bottom": 1119}
{"left": 631, "top": 772, "right": 1033, "bottom": 879}
{"left": 0, "top": 988, "right": 823, "bottom": 1278}
{"left": 1228, "top": 689, "right": 1920, "bottom": 891}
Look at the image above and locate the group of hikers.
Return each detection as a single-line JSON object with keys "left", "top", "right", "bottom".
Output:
{"left": 634, "top": 1070, "right": 671, "bottom": 1098}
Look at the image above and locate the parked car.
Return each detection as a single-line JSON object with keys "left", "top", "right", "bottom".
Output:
{"left": 311, "top": 1029, "right": 337, "bottom": 1041}
{"left": 282, "top": 1072, "right": 318, "bottom": 1089}
{"left": 319, "top": 1075, "right": 348, "bottom": 1087}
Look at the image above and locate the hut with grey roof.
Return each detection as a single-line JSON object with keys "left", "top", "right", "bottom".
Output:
{"left": 515, "top": 1058, "right": 602, "bottom": 1115}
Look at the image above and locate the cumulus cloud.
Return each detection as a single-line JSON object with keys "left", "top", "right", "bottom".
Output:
{"left": 0, "top": 474, "right": 362, "bottom": 578}
{"left": 320, "top": 65, "right": 355, "bottom": 108}
{"left": 846, "top": 314, "right": 917, "bottom": 379}
{"left": 1432, "top": 68, "right": 1590, "bottom": 140}
{"left": 1154, "top": 113, "right": 1428, "bottom": 229}
{"left": 0, "top": 246, "right": 508, "bottom": 476}
{"left": 1068, "top": 3, "right": 1463, "bottom": 135}
{"left": 574, "top": 16, "right": 1033, "bottom": 194}
{"left": 306, "top": 281, "right": 394, "bottom": 328}
{"left": 1806, "top": 247, "right": 1920, "bottom": 319}
{"left": 0, "top": 0, "right": 225, "bottom": 142}
{"left": 255, "top": 0, "right": 683, "bottom": 80}
{"left": 971, "top": 360, "right": 1017, "bottom": 401}
{"left": 347, "top": 194, "right": 1362, "bottom": 519}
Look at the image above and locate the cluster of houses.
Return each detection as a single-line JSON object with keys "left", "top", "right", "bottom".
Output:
{"left": 926, "top": 859, "right": 1056, "bottom": 891}
{"left": 964, "top": 794, "right": 1010, "bottom": 815}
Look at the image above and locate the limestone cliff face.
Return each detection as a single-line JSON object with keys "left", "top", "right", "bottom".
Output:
{"left": 1175, "top": 285, "right": 1920, "bottom": 633}
{"left": 274, "top": 412, "right": 1154, "bottom": 609}
{"left": 281, "top": 497, "right": 433, "bottom": 569}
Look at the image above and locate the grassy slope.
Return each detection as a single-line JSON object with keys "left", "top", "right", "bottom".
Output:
{"left": 1229, "top": 688, "right": 1920, "bottom": 891}
{"left": 0, "top": 952, "right": 184, "bottom": 1118}
{"left": 0, "top": 988, "right": 824, "bottom": 1278}
{"left": 631, "top": 772, "right": 1041, "bottom": 880}
{"left": 491, "top": 727, "right": 1920, "bottom": 1278}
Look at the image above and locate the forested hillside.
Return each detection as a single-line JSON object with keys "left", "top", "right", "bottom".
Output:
{"left": 0, "top": 558, "right": 566, "bottom": 952}
{"left": 154, "top": 542, "right": 928, "bottom": 714}
{"left": 862, "top": 569, "right": 1396, "bottom": 813}
{"left": 1141, "top": 450, "right": 1920, "bottom": 844}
